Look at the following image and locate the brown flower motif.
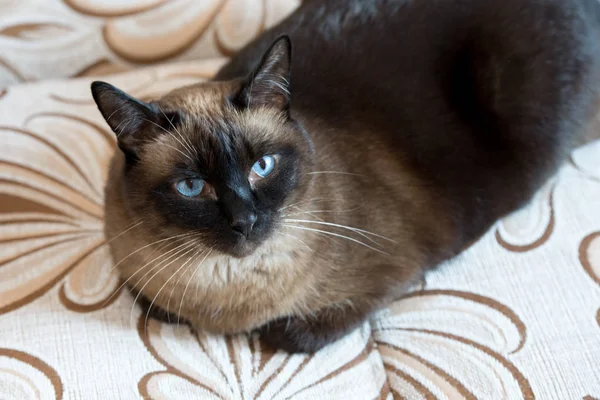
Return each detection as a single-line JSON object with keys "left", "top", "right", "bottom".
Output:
{"left": 0, "top": 114, "right": 116, "bottom": 314}
{"left": 137, "top": 317, "right": 389, "bottom": 399}
{"left": 573, "top": 140, "right": 600, "bottom": 331}
{"left": 580, "top": 232, "right": 600, "bottom": 286}
{"left": 0, "top": 22, "right": 85, "bottom": 84}
{"left": 1, "top": 0, "right": 300, "bottom": 85}
{"left": 495, "top": 139, "right": 600, "bottom": 254}
{"left": 0, "top": 347, "right": 63, "bottom": 399}
{"left": 48, "top": 59, "right": 227, "bottom": 106}
{"left": 64, "top": 0, "right": 167, "bottom": 17}
{"left": 372, "top": 290, "right": 533, "bottom": 399}
{"left": 579, "top": 231, "right": 600, "bottom": 332}
{"left": 136, "top": 289, "right": 534, "bottom": 399}
{"left": 571, "top": 139, "right": 600, "bottom": 182}
{"left": 495, "top": 180, "right": 556, "bottom": 252}
{"left": 64, "top": 0, "right": 300, "bottom": 64}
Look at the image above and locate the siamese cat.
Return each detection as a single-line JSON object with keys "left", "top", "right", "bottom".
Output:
{"left": 92, "top": 0, "right": 600, "bottom": 352}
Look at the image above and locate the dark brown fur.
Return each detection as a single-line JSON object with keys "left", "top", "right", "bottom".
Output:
{"left": 93, "top": 0, "right": 600, "bottom": 352}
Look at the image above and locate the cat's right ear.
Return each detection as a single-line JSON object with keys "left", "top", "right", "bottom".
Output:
{"left": 234, "top": 35, "right": 292, "bottom": 112}
{"left": 91, "top": 81, "right": 160, "bottom": 161}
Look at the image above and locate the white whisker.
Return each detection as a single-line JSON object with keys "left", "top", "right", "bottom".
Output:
{"left": 279, "top": 232, "right": 314, "bottom": 253}
{"left": 284, "top": 219, "right": 397, "bottom": 244}
{"left": 278, "top": 197, "right": 335, "bottom": 212}
{"left": 177, "top": 247, "right": 213, "bottom": 327}
{"left": 130, "top": 239, "right": 198, "bottom": 292}
{"left": 104, "top": 219, "right": 144, "bottom": 246}
{"left": 283, "top": 224, "right": 390, "bottom": 255}
{"left": 282, "top": 204, "right": 364, "bottom": 218}
{"left": 287, "top": 206, "right": 325, "bottom": 221}
{"left": 307, "top": 171, "right": 365, "bottom": 177}
{"left": 165, "top": 246, "right": 207, "bottom": 322}
{"left": 111, "top": 236, "right": 199, "bottom": 305}
{"left": 286, "top": 219, "right": 380, "bottom": 246}
{"left": 108, "top": 231, "right": 200, "bottom": 274}
{"left": 143, "top": 244, "right": 199, "bottom": 330}
{"left": 130, "top": 240, "right": 198, "bottom": 329}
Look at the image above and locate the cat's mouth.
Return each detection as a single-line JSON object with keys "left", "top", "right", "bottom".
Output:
{"left": 220, "top": 215, "right": 275, "bottom": 258}
{"left": 221, "top": 226, "right": 269, "bottom": 258}
{"left": 228, "top": 237, "right": 259, "bottom": 258}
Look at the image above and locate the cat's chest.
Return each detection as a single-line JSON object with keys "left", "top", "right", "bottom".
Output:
{"left": 192, "top": 251, "right": 302, "bottom": 288}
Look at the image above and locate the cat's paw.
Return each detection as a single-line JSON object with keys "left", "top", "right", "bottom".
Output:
{"left": 258, "top": 317, "right": 343, "bottom": 354}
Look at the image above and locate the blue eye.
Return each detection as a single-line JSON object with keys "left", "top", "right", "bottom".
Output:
{"left": 175, "top": 178, "right": 205, "bottom": 197}
{"left": 251, "top": 155, "right": 275, "bottom": 178}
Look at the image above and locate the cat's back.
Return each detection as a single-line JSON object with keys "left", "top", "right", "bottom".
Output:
{"left": 218, "top": 0, "right": 600, "bottom": 176}
{"left": 217, "top": 0, "right": 600, "bottom": 246}
{"left": 218, "top": 0, "right": 599, "bottom": 122}
{"left": 217, "top": 0, "right": 463, "bottom": 113}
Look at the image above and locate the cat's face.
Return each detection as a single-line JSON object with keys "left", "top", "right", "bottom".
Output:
{"left": 93, "top": 37, "right": 314, "bottom": 257}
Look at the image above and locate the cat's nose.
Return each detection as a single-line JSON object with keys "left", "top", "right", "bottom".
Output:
{"left": 220, "top": 187, "right": 257, "bottom": 237}
{"left": 230, "top": 212, "right": 257, "bottom": 238}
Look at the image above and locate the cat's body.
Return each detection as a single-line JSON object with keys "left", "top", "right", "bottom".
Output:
{"left": 95, "top": 0, "right": 600, "bottom": 352}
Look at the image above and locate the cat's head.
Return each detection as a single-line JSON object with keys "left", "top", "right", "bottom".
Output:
{"left": 92, "top": 36, "right": 314, "bottom": 257}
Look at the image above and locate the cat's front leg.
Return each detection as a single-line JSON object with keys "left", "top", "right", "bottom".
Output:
{"left": 258, "top": 301, "right": 373, "bottom": 353}
{"left": 258, "top": 264, "right": 416, "bottom": 353}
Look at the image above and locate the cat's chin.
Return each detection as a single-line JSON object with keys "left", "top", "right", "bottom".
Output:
{"left": 225, "top": 239, "right": 260, "bottom": 258}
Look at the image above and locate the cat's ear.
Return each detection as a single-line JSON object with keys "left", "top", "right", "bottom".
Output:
{"left": 236, "top": 35, "right": 292, "bottom": 112}
{"left": 91, "top": 81, "right": 161, "bottom": 160}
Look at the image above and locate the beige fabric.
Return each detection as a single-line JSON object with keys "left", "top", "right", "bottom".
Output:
{"left": 0, "top": 0, "right": 299, "bottom": 85}
{"left": 0, "top": 59, "right": 599, "bottom": 399}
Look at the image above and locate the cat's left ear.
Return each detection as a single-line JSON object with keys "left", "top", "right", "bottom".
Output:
{"left": 235, "top": 35, "right": 292, "bottom": 112}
